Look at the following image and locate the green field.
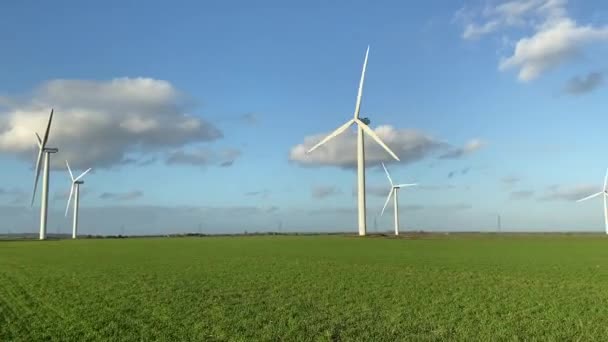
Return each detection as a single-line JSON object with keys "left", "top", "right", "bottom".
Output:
{"left": 2, "top": 234, "right": 608, "bottom": 341}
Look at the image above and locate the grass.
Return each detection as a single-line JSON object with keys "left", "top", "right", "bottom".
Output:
{"left": 2, "top": 234, "right": 608, "bottom": 341}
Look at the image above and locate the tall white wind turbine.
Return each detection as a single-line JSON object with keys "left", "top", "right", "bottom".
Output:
{"left": 31, "top": 109, "right": 58, "bottom": 240}
{"left": 306, "top": 47, "right": 400, "bottom": 236}
{"left": 577, "top": 167, "right": 608, "bottom": 234}
{"left": 65, "top": 161, "right": 92, "bottom": 239}
{"left": 380, "top": 163, "right": 417, "bottom": 236}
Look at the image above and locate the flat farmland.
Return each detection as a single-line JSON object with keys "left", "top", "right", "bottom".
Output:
{"left": 2, "top": 234, "right": 608, "bottom": 341}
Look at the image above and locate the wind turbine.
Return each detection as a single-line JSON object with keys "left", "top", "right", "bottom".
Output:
{"left": 380, "top": 163, "right": 417, "bottom": 236}
{"left": 65, "top": 161, "right": 92, "bottom": 239}
{"left": 577, "top": 168, "right": 608, "bottom": 234}
{"left": 31, "top": 109, "right": 58, "bottom": 240}
{"left": 306, "top": 46, "right": 400, "bottom": 236}
{"left": 497, "top": 214, "right": 502, "bottom": 233}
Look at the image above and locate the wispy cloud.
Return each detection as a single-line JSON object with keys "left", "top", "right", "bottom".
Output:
{"left": 502, "top": 175, "right": 521, "bottom": 186}
{"left": 0, "top": 187, "right": 28, "bottom": 205}
{"left": 352, "top": 184, "right": 389, "bottom": 198}
{"left": 244, "top": 189, "right": 271, "bottom": 198}
{"left": 240, "top": 113, "right": 258, "bottom": 125}
{"left": 311, "top": 185, "right": 342, "bottom": 199}
{"left": 417, "top": 184, "right": 457, "bottom": 191}
{"left": 448, "top": 166, "right": 473, "bottom": 179}
{"left": 538, "top": 184, "right": 598, "bottom": 202}
{"left": 308, "top": 203, "right": 472, "bottom": 215}
{"left": 564, "top": 72, "right": 604, "bottom": 95}
{"left": 439, "top": 139, "right": 485, "bottom": 159}
{"left": 510, "top": 190, "right": 535, "bottom": 200}
{"left": 166, "top": 147, "right": 241, "bottom": 168}
{"left": 406, "top": 203, "right": 473, "bottom": 211}
{"left": 99, "top": 190, "right": 143, "bottom": 201}
{"left": 53, "top": 188, "right": 91, "bottom": 201}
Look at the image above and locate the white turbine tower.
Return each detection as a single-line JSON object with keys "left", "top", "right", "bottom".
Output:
{"left": 380, "top": 163, "right": 417, "bottom": 236}
{"left": 65, "top": 161, "right": 92, "bottom": 239}
{"left": 31, "top": 109, "right": 58, "bottom": 240}
{"left": 306, "top": 46, "right": 400, "bottom": 236}
{"left": 577, "top": 168, "right": 608, "bottom": 234}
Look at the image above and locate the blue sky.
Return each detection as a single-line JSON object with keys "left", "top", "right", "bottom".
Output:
{"left": 1, "top": 0, "right": 608, "bottom": 235}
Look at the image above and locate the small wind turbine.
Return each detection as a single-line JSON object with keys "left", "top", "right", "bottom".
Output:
{"left": 306, "top": 46, "right": 400, "bottom": 236}
{"left": 31, "top": 109, "right": 58, "bottom": 240}
{"left": 497, "top": 214, "right": 502, "bottom": 233}
{"left": 65, "top": 161, "right": 92, "bottom": 239}
{"left": 577, "top": 168, "right": 608, "bottom": 234}
{"left": 380, "top": 163, "right": 417, "bottom": 236}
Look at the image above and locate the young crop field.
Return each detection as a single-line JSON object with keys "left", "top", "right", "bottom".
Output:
{"left": 2, "top": 234, "right": 608, "bottom": 341}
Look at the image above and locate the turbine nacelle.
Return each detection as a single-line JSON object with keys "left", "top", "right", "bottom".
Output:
{"left": 360, "top": 117, "right": 370, "bottom": 125}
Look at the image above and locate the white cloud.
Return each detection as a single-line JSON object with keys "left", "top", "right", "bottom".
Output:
{"left": 500, "top": 19, "right": 608, "bottom": 81}
{"left": 0, "top": 78, "right": 222, "bottom": 169}
{"left": 289, "top": 125, "right": 447, "bottom": 168}
{"left": 458, "top": 0, "right": 608, "bottom": 81}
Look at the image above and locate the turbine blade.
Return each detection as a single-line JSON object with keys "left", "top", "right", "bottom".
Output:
{"left": 604, "top": 167, "right": 608, "bottom": 191}
{"left": 74, "top": 168, "right": 92, "bottom": 182}
{"left": 381, "top": 162, "right": 393, "bottom": 186}
{"left": 41, "top": 109, "right": 54, "bottom": 147}
{"left": 306, "top": 119, "right": 355, "bottom": 154}
{"left": 576, "top": 192, "right": 603, "bottom": 202}
{"left": 353, "top": 46, "right": 370, "bottom": 119}
{"left": 396, "top": 183, "right": 417, "bottom": 188}
{"left": 356, "top": 119, "right": 400, "bottom": 161}
{"left": 31, "top": 147, "right": 44, "bottom": 207}
{"left": 65, "top": 184, "right": 74, "bottom": 217}
{"left": 66, "top": 160, "right": 74, "bottom": 181}
{"left": 35, "top": 133, "right": 42, "bottom": 148}
{"left": 381, "top": 188, "right": 393, "bottom": 216}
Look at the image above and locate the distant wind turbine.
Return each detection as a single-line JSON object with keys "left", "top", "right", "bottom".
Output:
{"left": 306, "top": 46, "right": 400, "bottom": 236}
{"left": 577, "top": 168, "right": 608, "bottom": 234}
{"left": 497, "top": 214, "right": 502, "bottom": 233}
{"left": 380, "top": 163, "right": 417, "bottom": 236}
{"left": 31, "top": 109, "right": 58, "bottom": 240}
{"left": 65, "top": 161, "right": 92, "bottom": 239}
